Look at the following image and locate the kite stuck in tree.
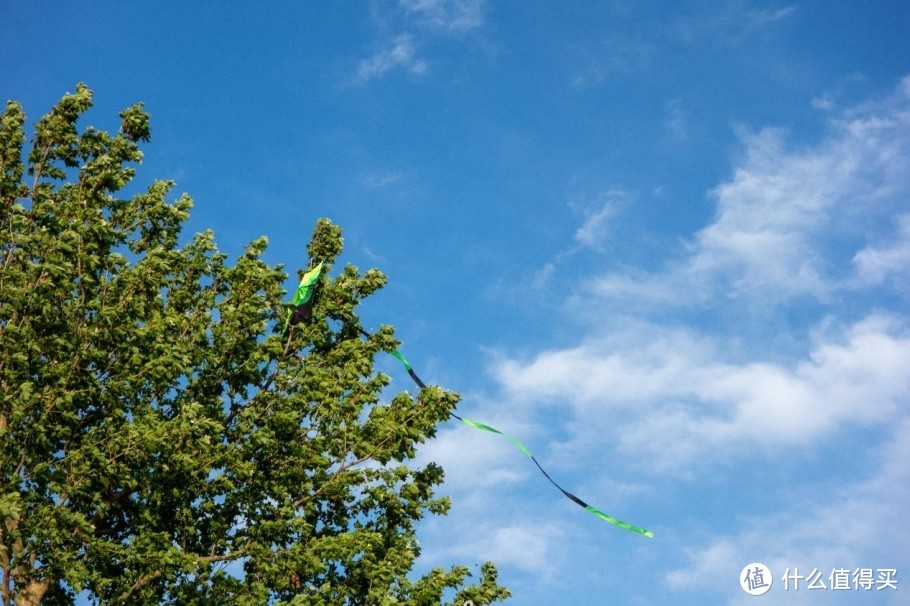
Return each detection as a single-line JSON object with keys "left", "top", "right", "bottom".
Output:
{"left": 285, "top": 262, "right": 323, "bottom": 330}
{"left": 284, "top": 259, "right": 653, "bottom": 539}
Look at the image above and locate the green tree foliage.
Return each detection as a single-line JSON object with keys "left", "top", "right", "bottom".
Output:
{"left": 0, "top": 85, "right": 510, "bottom": 606}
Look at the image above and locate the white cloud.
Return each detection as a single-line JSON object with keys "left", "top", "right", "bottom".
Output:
{"left": 851, "top": 213, "right": 910, "bottom": 287}
{"left": 492, "top": 314, "right": 910, "bottom": 473}
{"left": 411, "top": 401, "right": 578, "bottom": 588}
{"left": 354, "top": 1, "right": 485, "bottom": 84}
{"left": 355, "top": 34, "right": 429, "bottom": 84}
{"left": 415, "top": 77, "right": 910, "bottom": 603}
{"left": 415, "top": 412, "right": 531, "bottom": 493}
{"left": 474, "top": 522, "right": 566, "bottom": 576}
{"left": 573, "top": 190, "right": 625, "bottom": 251}
{"left": 692, "top": 121, "right": 902, "bottom": 298}
{"left": 418, "top": 515, "right": 567, "bottom": 583}
{"left": 811, "top": 94, "right": 835, "bottom": 111}
{"left": 581, "top": 78, "right": 910, "bottom": 307}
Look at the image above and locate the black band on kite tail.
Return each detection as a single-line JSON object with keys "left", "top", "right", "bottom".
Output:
{"left": 530, "top": 456, "right": 589, "bottom": 508}
{"left": 358, "top": 328, "right": 428, "bottom": 390}
{"left": 407, "top": 368, "right": 427, "bottom": 390}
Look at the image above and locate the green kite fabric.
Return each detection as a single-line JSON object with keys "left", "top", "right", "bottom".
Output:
{"left": 292, "top": 262, "right": 323, "bottom": 306}
{"left": 285, "top": 262, "right": 323, "bottom": 329}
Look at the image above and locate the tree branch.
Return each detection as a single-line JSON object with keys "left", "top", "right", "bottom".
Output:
{"left": 114, "top": 550, "right": 249, "bottom": 604}
{"left": 114, "top": 570, "right": 162, "bottom": 604}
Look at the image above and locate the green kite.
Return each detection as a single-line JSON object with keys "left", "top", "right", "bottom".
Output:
{"left": 284, "top": 262, "right": 323, "bottom": 331}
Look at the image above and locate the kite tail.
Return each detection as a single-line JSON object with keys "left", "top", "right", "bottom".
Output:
{"left": 369, "top": 332, "right": 653, "bottom": 539}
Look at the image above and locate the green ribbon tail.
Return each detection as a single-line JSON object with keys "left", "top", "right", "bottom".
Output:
{"left": 585, "top": 505, "right": 654, "bottom": 538}
{"left": 458, "top": 417, "right": 533, "bottom": 459}
{"left": 389, "top": 349, "right": 412, "bottom": 371}
{"left": 366, "top": 329, "right": 654, "bottom": 538}
{"left": 458, "top": 415, "right": 653, "bottom": 538}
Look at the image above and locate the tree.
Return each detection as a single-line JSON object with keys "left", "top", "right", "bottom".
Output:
{"left": 0, "top": 85, "right": 510, "bottom": 606}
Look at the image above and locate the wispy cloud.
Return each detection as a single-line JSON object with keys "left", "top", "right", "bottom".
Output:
{"left": 851, "top": 213, "right": 910, "bottom": 288}
{"left": 453, "top": 83, "right": 910, "bottom": 600}
{"left": 572, "top": 189, "right": 626, "bottom": 251}
{"left": 462, "top": 521, "right": 566, "bottom": 577}
{"left": 412, "top": 403, "right": 568, "bottom": 581}
{"left": 354, "top": 0, "right": 486, "bottom": 84}
{"left": 354, "top": 34, "right": 428, "bottom": 84}
{"left": 676, "top": 2, "right": 798, "bottom": 44}
{"left": 400, "top": 0, "right": 485, "bottom": 33}
{"left": 581, "top": 78, "right": 910, "bottom": 308}
{"left": 516, "top": 189, "right": 630, "bottom": 297}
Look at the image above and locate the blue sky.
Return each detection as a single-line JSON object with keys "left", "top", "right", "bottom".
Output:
{"left": 3, "top": 1, "right": 909, "bottom": 604}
